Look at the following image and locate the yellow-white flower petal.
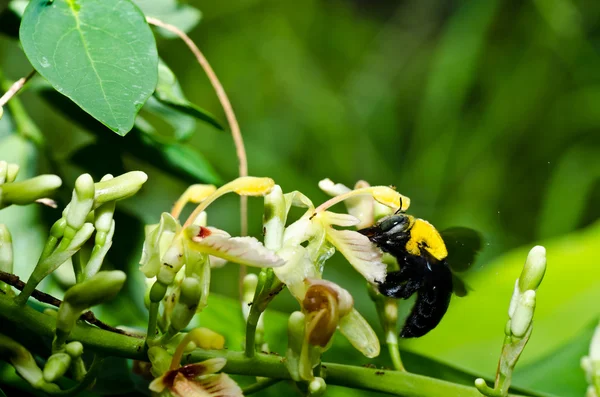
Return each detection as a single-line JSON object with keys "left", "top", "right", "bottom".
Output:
{"left": 319, "top": 211, "right": 360, "bottom": 227}
{"left": 325, "top": 228, "right": 386, "bottom": 283}
{"left": 284, "top": 191, "right": 315, "bottom": 215}
{"left": 371, "top": 186, "right": 410, "bottom": 211}
{"left": 230, "top": 176, "right": 274, "bottom": 196}
{"left": 338, "top": 308, "right": 380, "bottom": 358}
{"left": 139, "top": 212, "right": 179, "bottom": 278}
{"left": 318, "top": 178, "right": 351, "bottom": 196}
{"left": 274, "top": 246, "right": 318, "bottom": 301}
{"left": 188, "top": 226, "right": 285, "bottom": 268}
{"left": 320, "top": 179, "right": 374, "bottom": 228}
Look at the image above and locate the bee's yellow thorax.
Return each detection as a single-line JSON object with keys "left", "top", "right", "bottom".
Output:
{"left": 405, "top": 219, "right": 448, "bottom": 261}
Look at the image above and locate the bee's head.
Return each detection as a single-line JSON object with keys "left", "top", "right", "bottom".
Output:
{"left": 358, "top": 214, "right": 413, "bottom": 247}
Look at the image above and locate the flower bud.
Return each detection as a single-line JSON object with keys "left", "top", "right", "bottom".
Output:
{"left": 286, "top": 311, "right": 306, "bottom": 382}
{"left": 150, "top": 281, "right": 168, "bottom": 303}
{"left": 518, "top": 246, "right": 546, "bottom": 292}
{"left": 0, "top": 333, "right": 60, "bottom": 393}
{"left": 53, "top": 271, "right": 125, "bottom": 350}
{"left": 0, "top": 224, "right": 13, "bottom": 276}
{"left": 148, "top": 346, "right": 172, "bottom": 377}
{"left": 43, "top": 353, "right": 71, "bottom": 382}
{"left": 6, "top": 163, "right": 19, "bottom": 183}
{"left": 93, "top": 171, "right": 148, "bottom": 207}
{"left": 242, "top": 273, "right": 258, "bottom": 321}
{"left": 65, "top": 174, "right": 95, "bottom": 231}
{"left": 0, "top": 174, "right": 62, "bottom": 209}
{"left": 170, "top": 278, "right": 202, "bottom": 331}
{"left": 309, "top": 377, "right": 327, "bottom": 396}
{"left": 65, "top": 341, "right": 83, "bottom": 358}
{"left": 510, "top": 290, "right": 536, "bottom": 338}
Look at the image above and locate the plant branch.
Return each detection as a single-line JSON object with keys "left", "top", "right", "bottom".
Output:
{"left": 0, "top": 271, "right": 141, "bottom": 338}
{"left": 242, "top": 378, "right": 281, "bottom": 395}
{"left": 0, "top": 69, "right": 36, "bottom": 108}
{"left": 0, "top": 294, "right": 529, "bottom": 397}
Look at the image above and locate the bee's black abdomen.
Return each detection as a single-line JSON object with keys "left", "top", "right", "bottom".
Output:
{"left": 399, "top": 261, "right": 453, "bottom": 338}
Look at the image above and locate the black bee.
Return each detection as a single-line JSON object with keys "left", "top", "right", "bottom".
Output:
{"left": 359, "top": 214, "right": 481, "bottom": 338}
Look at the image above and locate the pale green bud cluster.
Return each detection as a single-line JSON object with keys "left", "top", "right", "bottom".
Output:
{"left": 507, "top": 246, "right": 546, "bottom": 340}
{"left": 476, "top": 245, "right": 547, "bottom": 397}
{"left": 0, "top": 160, "right": 62, "bottom": 209}
{"left": 16, "top": 171, "right": 147, "bottom": 304}
{"left": 581, "top": 321, "right": 600, "bottom": 397}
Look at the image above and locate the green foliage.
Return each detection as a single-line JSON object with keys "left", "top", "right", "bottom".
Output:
{"left": 19, "top": 0, "right": 158, "bottom": 135}
{"left": 1, "top": 0, "right": 600, "bottom": 396}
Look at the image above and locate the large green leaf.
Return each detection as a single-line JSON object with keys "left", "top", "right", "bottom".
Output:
{"left": 133, "top": 0, "right": 201, "bottom": 38}
{"left": 19, "top": 0, "right": 158, "bottom": 135}
{"left": 402, "top": 220, "right": 600, "bottom": 392}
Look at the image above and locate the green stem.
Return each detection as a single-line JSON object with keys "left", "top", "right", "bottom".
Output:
{"left": 72, "top": 251, "right": 85, "bottom": 284}
{"left": 245, "top": 268, "right": 274, "bottom": 358}
{"left": 242, "top": 378, "right": 281, "bottom": 395}
{"left": 146, "top": 301, "right": 159, "bottom": 344}
{"left": 245, "top": 305, "right": 261, "bottom": 358}
{"left": 387, "top": 334, "right": 405, "bottom": 372}
{"left": 0, "top": 294, "right": 528, "bottom": 397}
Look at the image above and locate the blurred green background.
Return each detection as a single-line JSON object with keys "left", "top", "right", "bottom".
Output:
{"left": 1, "top": 0, "right": 600, "bottom": 396}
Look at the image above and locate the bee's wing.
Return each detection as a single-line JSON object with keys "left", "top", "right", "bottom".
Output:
{"left": 440, "top": 227, "right": 482, "bottom": 273}
{"left": 451, "top": 273, "right": 472, "bottom": 297}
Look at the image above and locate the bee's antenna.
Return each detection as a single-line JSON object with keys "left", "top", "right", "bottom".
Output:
{"left": 395, "top": 197, "right": 404, "bottom": 214}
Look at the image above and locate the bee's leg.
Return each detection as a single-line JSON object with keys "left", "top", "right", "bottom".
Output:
{"left": 377, "top": 267, "right": 422, "bottom": 299}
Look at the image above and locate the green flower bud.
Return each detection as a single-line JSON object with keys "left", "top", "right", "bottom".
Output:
{"left": 0, "top": 161, "right": 7, "bottom": 184}
{"left": 148, "top": 346, "right": 172, "bottom": 377}
{"left": 93, "top": 171, "right": 148, "bottom": 207}
{"left": 518, "top": 246, "right": 546, "bottom": 292}
{"left": 286, "top": 311, "right": 306, "bottom": 382}
{"left": 263, "top": 185, "right": 285, "bottom": 251}
{"left": 65, "top": 174, "right": 95, "bottom": 231}
{"left": 0, "top": 224, "right": 13, "bottom": 275}
{"left": 63, "top": 270, "right": 126, "bottom": 309}
{"left": 6, "top": 163, "right": 19, "bottom": 183}
{"left": 55, "top": 271, "right": 126, "bottom": 349}
{"left": 309, "top": 377, "right": 327, "bottom": 396}
{"left": 0, "top": 174, "right": 62, "bottom": 209}
{"left": 43, "top": 352, "right": 71, "bottom": 382}
{"left": 0, "top": 333, "right": 60, "bottom": 393}
{"left": 169, "top": 278, "right": 202, "bottom": 332}
{"left": 242, "top": 274, "right": 258, "bottom": 321}
{"left": 510, "top": 290, "right": 536, "bottom": 338}
{"left": 65, "top": 341, "right": 83, "bottom": 358}
{"left": 150, "top": 281, "right": 168, "bottom": 303}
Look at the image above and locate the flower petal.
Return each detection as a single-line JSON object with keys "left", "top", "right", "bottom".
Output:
{"left": 371, "top": 186, "right": 410, "bottom": 211}
{"left": 305, "top": 278, "right": 353, "bottom": 316}
{"left": 140, "top": 212, "right": 179, "bottom": 278}
{"left": 274, "top": 246, "right": 318, "bottom": 301}
{"left": 172, "top": 373, "right": 243, "bottom": 397}
{"left": 320, "top": 211, "right": 360, "bottom": 227}
{"left": 230, "top": 176, "right": 274, "bottom": 196}
{"left": 284, "top": 191, "right": 315, "bottom": 215}
{"left": 188, "top": 226, "right": 284, "bottom": 268}
{"left": 325, "top": 228, "right": 386, "bottom": 283}
{"left": 320, "top": 179, "right": 374, "bottom": 229}
{"left": 338, "top": 308, "right": 381, "bottom": 358}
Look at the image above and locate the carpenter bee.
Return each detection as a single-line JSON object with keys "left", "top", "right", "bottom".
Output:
{"left": 359, "top": 214, "right": 481, "bottom": 338}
